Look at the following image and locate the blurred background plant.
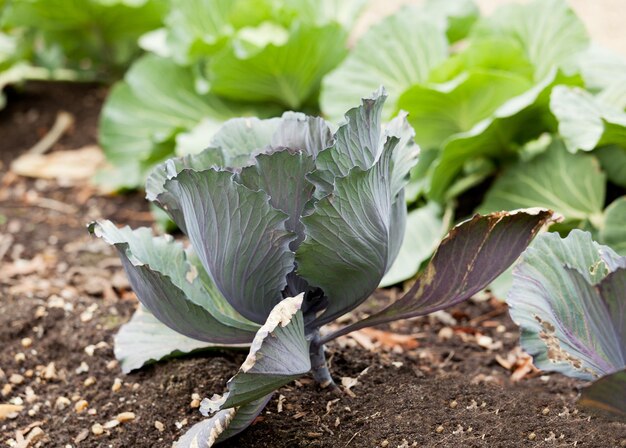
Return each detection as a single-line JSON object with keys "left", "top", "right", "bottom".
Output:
{"left": 96, "top": 0, "right": 366, "bottom": 191}
{"left": 323, "top": 0, "right": 626, "bottom": 291}
{"left": 0, "top": 0, "right": 168, "bottom": 107}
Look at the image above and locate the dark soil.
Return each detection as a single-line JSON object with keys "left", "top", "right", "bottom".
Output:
{"left": 1, "top": 83, "right": 625, "bottom": 448}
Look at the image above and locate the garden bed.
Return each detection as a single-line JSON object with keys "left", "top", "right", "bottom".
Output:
{"left": 0, "top": 83, "right": 624, "bottom": 448}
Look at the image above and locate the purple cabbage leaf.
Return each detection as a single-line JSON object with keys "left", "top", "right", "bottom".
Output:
{"left": 508, "top": 230, "right": 626, "bottom": 419}
{"left": 91, "top": 90, "right": 555, "bottom": 445}
{"left": 579, "top": 369, "right": 626, "bottom": 420}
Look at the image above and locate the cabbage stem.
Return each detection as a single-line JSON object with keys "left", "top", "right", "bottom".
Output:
{"left": 309, "top": 330, "right": 337, "bottom": 390}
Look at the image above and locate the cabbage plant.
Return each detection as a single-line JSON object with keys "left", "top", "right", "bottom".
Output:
{"left": 508, "top": 230, "right": 625, "bottom": 419}
{"left": 90, "top": 91, "right": 554, "bottom": 445}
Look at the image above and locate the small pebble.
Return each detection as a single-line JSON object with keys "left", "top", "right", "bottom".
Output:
{"left": 436, "top": 426, "right": 444, "bottom": 433}
{"left": 476, "top": 335, "right": 495, "bottom": 349}
{"left": 21, "top": 338, "right": 33, "bottom": 348}
{"left": 75, "top": 399, "right": 88, "bottom": 413}
{"left": 190, "top": 393, "right": 201, "bottom": 408}
{"left": 9, "top": 374, "right": 24, "bottom": 385}
{"left": 106, "top": 360, "right": 118, "bottom": 370}
{"left": 75, "top": 361, "right": 89, "bottom": 374}
{"left": 42, "top": 362, "right": 57, "bottom": 380}
{"left": 24, "top": 369, "right": 33, "bottom": 378}
{"left": 1, "top": 384, "right": 11, "bottom": 397}
{"left": 449, "top": 400, "right": 458, "bottom": 409}
{"left": 84, "top": 345, "right": 96, "bottom": 356}
{"left": 34, "top": 306, "right": 46, "bottom": 318}
{"left": 74, "top": 429, "right": 89, "bottom": 443}
{"left": 528, "top": 433, "right": 536, "bottom": 441}
{"left": 381, "top": 440, "right": 389, "bottom": 447}
{"left": 25, "top": 387, "right": 37, "bottom": 403}
{"left": 116, "top": 412, "right": 136, "bottom": 423}
{"left": 104, "top": 419, "right": 120, "bottom": 429}
{"left": 84, "top": 376, "right": 96, "bottom": 387}
{"left": 55, "top": 396, "right": 71, "bottom": 410}
{"left": 92, "top": 423, "right": 104, "bottom": 435}
{"left": 466, "top": 400, "right": 478, "bottom": 410}
{"left": 542, "top": 407, "right": 550, "bottom": 415}
{"left": 154, "top": 421, "right": 165, "bottom": 432}
{"left": 438, "top": 327, "right": 454, "bottom": 340}
{"left": 88, "top": 408, "right": 97, "bottom": 415}
{"left": 80, "top": 304, "right": 98, "bottom": 322}
{"left": 112, "top": 378, "right": 122, "bottom": 392}
{"left": 14, "top": 353, "right": 25, "bottom": 363}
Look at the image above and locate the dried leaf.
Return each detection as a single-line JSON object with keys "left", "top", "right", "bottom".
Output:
{"left": 2, "top": 255, "right": 47, "bottom": 279}
{"left": 359, "top": 328, "right": 419, "bottom": 350}
{"left": 0, "top": 404, "right": 23, "bottom": 420}
{"left": 11, "top": 145, "right": 105, "bottom": 182}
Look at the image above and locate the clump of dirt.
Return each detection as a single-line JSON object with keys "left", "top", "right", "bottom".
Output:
{"left": 0, "top": 83, "right": 624, "bottom": 447}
